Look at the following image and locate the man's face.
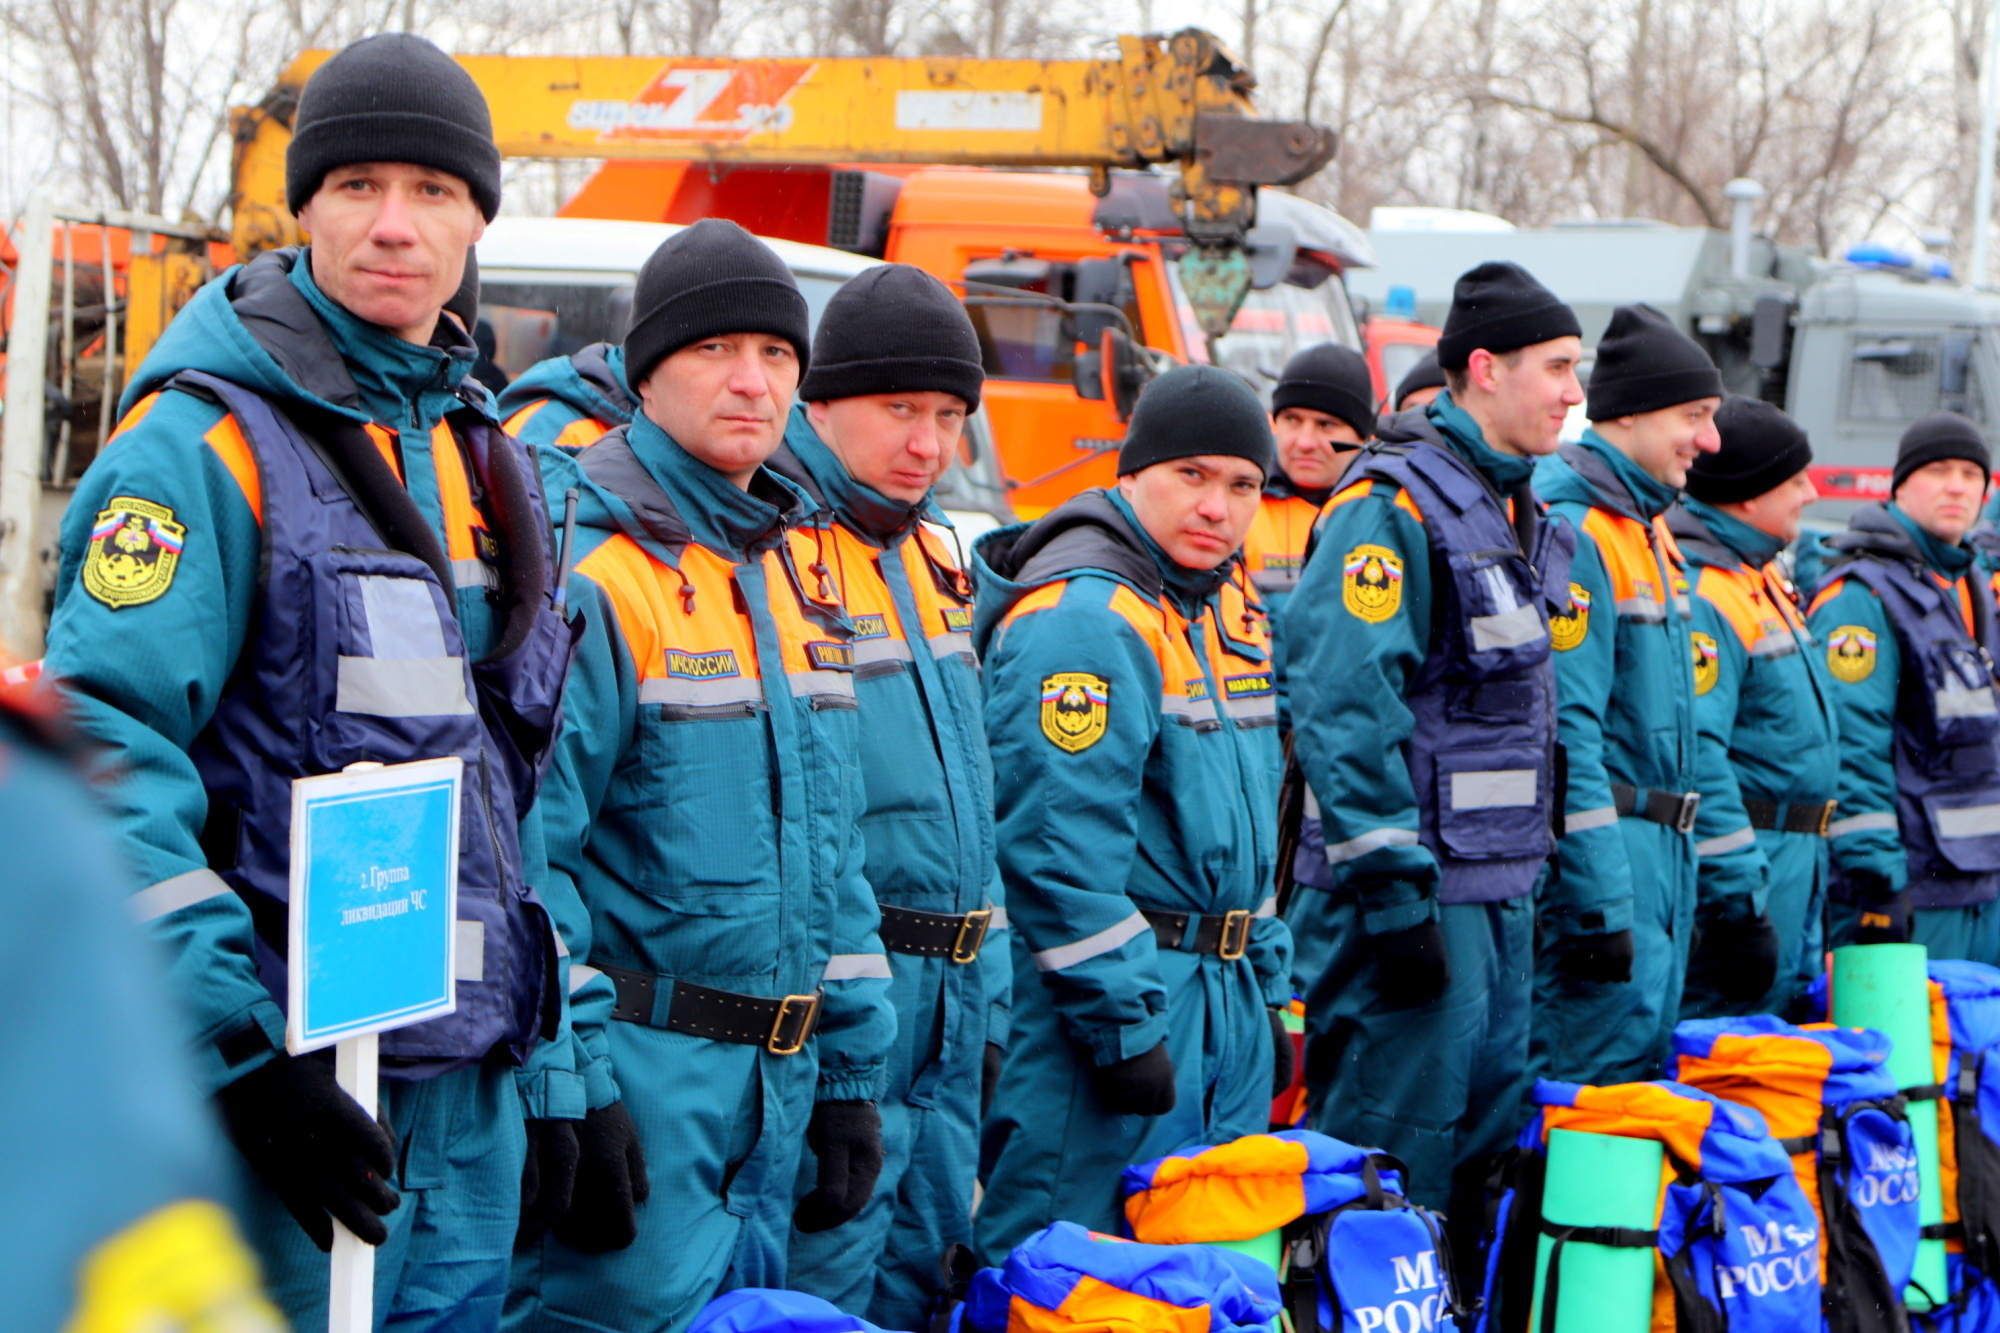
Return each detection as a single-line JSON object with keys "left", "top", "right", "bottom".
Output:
{"left": 1896, "top": 458, "right": 1990, "bottom": 545}
{"left": 1272, "top": 406, "right": 1365, "bottom": 491}
{"left": 296, "top": 162, "right": 485, "bottom": 344}
{"left": 806, "top": 391, "right": 967, "bottom": 505}
{"left": 1117, "top": 454, "right": 1265, "bottom": 570}
{"left": 1397, "top": 384, "right": 1443, "bottom": 412}
{"left": 637, "top": 334, "right": 801, "bottom": 487}
{"left": 1470, "top": 337, "right": 1584, "bottom": 457}
{"left": 1611, "top": 398, "right": 1723, "bottom": 488}
{"left": 1729, "top": 468, "right": 1820, "bottom": 544}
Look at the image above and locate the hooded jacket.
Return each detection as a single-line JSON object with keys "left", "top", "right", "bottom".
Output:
{"left": 498, "top": 342, "right": 635, "bottom": 450}
{"left": 534, "top": 410, "right": 895, "bottom": 1109}
{"left": 41, "top": 248, "right": 584, "bottom": 1111}
{"left": 971, "top": 489, "right": 1288, "bottom": 1066}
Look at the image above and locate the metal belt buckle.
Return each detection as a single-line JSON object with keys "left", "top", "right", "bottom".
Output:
{"left": 1218, "top": 909, "right": 1252, "bottom": 961}
{"left": 1675, "top": 792, "right": 1702, "bottom": 835}
{"left": 951, "top": 909, "right": 992, "bottom": 965}
{"left": 1817, "top": 800, "right": 1837, "bottom": 838}
{"left": 767, "top": 993, "right": 821, "bottom": 1055}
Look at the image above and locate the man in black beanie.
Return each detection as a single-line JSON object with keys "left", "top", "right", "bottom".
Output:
{"left": 1532, "top": 302, "right": 1722, "bottom": 1086}
{"left": 510, "top": 221, "right": 895, "bottom": 1333}
{"left": 1668, "top": 398, "right": 1836, "bottom": 1020}
{"left": 1243, "top": 342, "right": 1375, "bottom": 618}
{"left": 971, "top": 364, "right": 1293, "bottom": 1255}
{"left": 1809, "top": 411, "right": 2000, "bottom": 965}
{"left": 41, "top": 31, "right": 597, "bottom": 1330}
{"left": 769, "top": 264, "right": 1002, "bottom": 1327}
{"left": 1277, "top": 261, "right": 1580, "bottom": 1280}
{"left": 1392, "top": 349, "right": 1447, "bottom": 413}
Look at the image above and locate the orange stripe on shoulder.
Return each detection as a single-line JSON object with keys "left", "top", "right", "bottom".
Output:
{"left": 1806, "top": 578, "right": 1846, "bottom": 617}
{"left": 1319, "top": 478, "right": 1423, "bottom": 525}
{"left": 502, "top": 401, "right": 548, "bottom": 436}
{"left": 555, "top": 417, "right": 613, "bottom": 451}
{"left": 999, "top": 581, "right": 1066, "bottom": 627}
{"left": 576, "top": 534, "right": 671, "bottom": 679}
{"left": 203, "top": 414, "right": 262, "bottom": 526}
{"left": 107, "top": 391, "right": 162, "bottom": 444}
{"left": 1694, "top": 566, "right": 1765, "bottom": 650}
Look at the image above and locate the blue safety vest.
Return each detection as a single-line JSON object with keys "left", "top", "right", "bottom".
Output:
{"left": 1824, "top": 541, "right": 2000, "bottom": 907}
{"left": 175, "top": 370, "right": 568, "bottom": 1070}
{"left": 1336, "top": 430, "right": 1575, "bottom": 903}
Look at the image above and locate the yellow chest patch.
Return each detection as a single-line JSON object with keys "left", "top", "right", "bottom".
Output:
{"left": 1551, "top": 583, "right": 1591, "bottom": 651}
{"left": 1826, "top": 625, "right": 1878, "bottom": 683}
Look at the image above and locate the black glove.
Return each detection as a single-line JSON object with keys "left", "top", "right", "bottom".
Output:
{"left": 982, "top": 1042, "right": 1004, "bottom": 1120}
{"left": 517, "top": 1117, "right": 580, "bottom": 1243}
{"left": 1847, "top": 873, "right": 1912, "bottom": 945}
{"left": 1372, "top": 918, "right": 1451, "bottom": 1007}
{"left": 794, "top": 1100, "right": 886, "bottom": 1233}
{"left": 1089, "top": 1041, "right": 1178, "bottom": 1116}
{"left": 1551, "top": 928, "right": 1636, "bottom": 984}
{"left": 216, "top": 1052, "right": 400, "bottom": 1252}
{"left": 1691, "top": 914, "right": 1781, "bottom": 1003}
{"left": 555, "top": 1102, "right": 649, "bottom": 1254}
{"left": 1269, "top": 1007, "right": 1295, "bottom": 1099}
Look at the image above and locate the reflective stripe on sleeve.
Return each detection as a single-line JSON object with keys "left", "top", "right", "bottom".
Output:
{"left": 131, "top": 868, "right": 233, "bottom": 923}
{"left": 1324, "top": 826, "right": 1420, "bottom": 865}
{"left": 1565, "top": 805, "right": 1619, "bottom": 832}
{"left": 1031, "top": 910, "right": 1151, "bottom": 973}
{"left": 1828, "top": 811, "right": 1899, "bottom": 837}
{"left": 1253, "top": 895, "right": 1278, "bottom": 918}
{"left": 986, "top": 905, "right": 1010, "bottom": 931}
{"left": 1695, "top": 827, "right": 1758, "bottom": 856}
{"left": 823, "top": 953, "right": 893, "bottom": 981}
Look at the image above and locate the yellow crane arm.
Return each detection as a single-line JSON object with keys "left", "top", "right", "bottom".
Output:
{"left": 231, "top": 30, "right": 1334, "bottom": 272}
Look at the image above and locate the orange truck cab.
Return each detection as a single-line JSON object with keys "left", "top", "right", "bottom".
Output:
{"left": 1361, "top": 285, "right": 1441, "bottom": 406}
{"left": 559, "top": 162, "right": 1374, "bottom": 516}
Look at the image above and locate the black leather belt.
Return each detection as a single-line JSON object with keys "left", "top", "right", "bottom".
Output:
{"left": 1611, "top": 782, "right": 1701, "bottom": 833}
{"left": 600, "top": 964, "right": 823, "bottom": 1054}
{"left": 879, "top": 905, "right": 991, "bottom": 963}
{"left": 1143, "top": 908, "right": 1252, "bottom": 960}
{"left": 1743, "top": 797, "right": 1837, "bottom": 837}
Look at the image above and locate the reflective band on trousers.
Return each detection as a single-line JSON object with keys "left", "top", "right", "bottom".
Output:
{"left": 1565, "top": 805, "right": 1619, "bottom": 832}
{"left": 1937, "top": 682, "right": 1999, "bottom": 719}
{"left": 1937, "top": 803, "right": 2000, "bottom": 839}
{"left": 1449, "top": 769, "right": 1537, "bottom": 810}
{"left": 1469, "top": 603, "right": 1546, "bottom": 652}
{"left": 1032, "top": 911, "right": 1150, "bottom": 972}
{"left": 1325, "top": 826, "right": 1421, "bottom": 864}
{"left": 335, "top": 656, "right": 476, "bottom": 717}
{"left": 823, "top": 953, "right": 893, "bottom": 981}
{"left": 1828, "top": 811, "right": 1899, "bottom": 837}
{"left": 130, "top": 868, "right": 233, "bottom": 923}
{"left": 1696, "top": 826, "right": 1758, "bottom": 856}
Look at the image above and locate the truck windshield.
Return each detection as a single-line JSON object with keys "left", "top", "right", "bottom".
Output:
{"left": 1169, "top": 258, "right": 1364, "bottom": 388}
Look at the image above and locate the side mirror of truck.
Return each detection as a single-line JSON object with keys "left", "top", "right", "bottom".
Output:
{"left": 1102, "top": 329, "right": 1151, "bottom": 423}
{"left": 1750, "top": 293, "right": 1795, "bottom": 371}
{"left": 1073, "top": 258, "right": 1137, "bottom": 345}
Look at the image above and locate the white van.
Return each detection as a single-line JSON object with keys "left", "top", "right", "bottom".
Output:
{"left": 475, "top": 217, "right": 1012, "bottom": 539}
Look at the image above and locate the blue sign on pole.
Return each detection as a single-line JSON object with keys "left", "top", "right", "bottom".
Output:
{"left": 287, "top": 757, "right": 462, "bottom": 1054}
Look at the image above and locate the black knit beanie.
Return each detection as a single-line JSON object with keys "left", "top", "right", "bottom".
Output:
{"left": 1893, "top": 411, "right": 1991, "bottom": 493}
{"left": 1270, "top": 343, "right": 1375, "bottom": 440}
{"left": 622, "top": 219, "right": 811, "bottom": 391}
{"left": 1116, "top": 365, "right": 1275, "bottom": 478}
{"left": 1393, "top": 350, "right": 1446, "bottom": 409}
{"left": 287, "top": 35, "right": 502, "bottom": 220}
{"left": 1685, "top": 396, "right": 1813, "bottom": 505}
{"left": 1435, "top": 262, "right": 1581, "bottom": 370}
{"left": 1585, "top": 303, "right": 1723, "bottom": 421}
{"left": 798, "top": 264, "right": 983, "bottom": 409}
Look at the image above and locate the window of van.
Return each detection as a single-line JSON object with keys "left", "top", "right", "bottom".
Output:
{"left": 1842, "top": 332, "right": 1987, "bottom": 426}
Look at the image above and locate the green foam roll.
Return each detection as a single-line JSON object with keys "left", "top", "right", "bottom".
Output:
{"left": 1529, "top": 1128, "right": 1662, "bottom": 1333}
{"left": 1831, "top": 942, "right": 1947, "bottom": 1312}
{"left": 1206, "top": 1230, "right": 1283, "bottom": 1272}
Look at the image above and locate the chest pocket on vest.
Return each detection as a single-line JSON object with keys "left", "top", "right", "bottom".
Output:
{"left": 1445, "top": 547, "right": 1550, "bottom": 678}
{"left": 318, "top": 549, "right": 481, "bottom": 763}
{"left": 1432, "top": 743, "right": 1550, "bottom": 862}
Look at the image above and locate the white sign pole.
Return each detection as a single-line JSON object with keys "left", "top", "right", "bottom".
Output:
{"left": 328, "top": 1031, "right": 379, "bottom": 1333}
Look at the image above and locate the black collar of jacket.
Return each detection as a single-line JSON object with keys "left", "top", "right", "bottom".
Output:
{"left": 984, "top": 488, "right": 1233, "bottom": 610}
{"left": 1825, "top": 502, "right": 1923, "bottom": 566}
{"left": 1558, "top": 442, "right": 1647, "bottom": 524}
{"left": 1664, "top": 503, "right": 1735, "bottom": 569}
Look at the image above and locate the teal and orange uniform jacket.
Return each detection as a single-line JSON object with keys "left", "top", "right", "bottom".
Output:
{"left": 497, "top": 342, "right": 634, "bottom": 451}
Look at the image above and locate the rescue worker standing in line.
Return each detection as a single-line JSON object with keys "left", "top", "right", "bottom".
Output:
{"left": 1282, "top": 262, "right": 1581, "bottom": 1266}
{"left": 1241, "top": 343, "right": 1377, "bottom": 619}
{"left": 1532, "top": 303, "right": 1722, "bottom": 1085}
{"left": 497, "top": 340, "right": 635, "bottom": 452}
{"left": 1668, "top": 398, "right": 1837, "bottom": 1020}
{"left": 1808, "top": 413, "right": 2000, "bottom": 964}
{"left": 42, "top": 36, "right": 587, "bottom": 1328}
{"left": 971, "top": 365, "right": 1291, "bottom": 1258}
{"left": 507, "top": 220, "right": 896, "bottom": 1333}
{"left": 1390, "top": 350, "right": 1447, "bottom": 415}
{"left": 770, "top": 265, "right": 1009, "bottom": 1328}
